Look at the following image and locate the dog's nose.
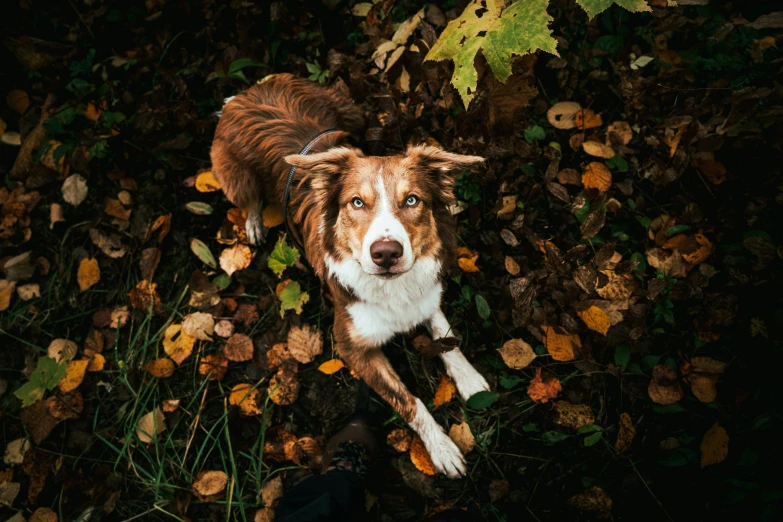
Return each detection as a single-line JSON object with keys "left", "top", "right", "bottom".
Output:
{"left": 370, "top": 240, "right": 403, "bottom": 269}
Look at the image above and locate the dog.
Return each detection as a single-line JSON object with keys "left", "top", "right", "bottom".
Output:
{"left": 211, "top": 74, "right": 489, "bottom": 477}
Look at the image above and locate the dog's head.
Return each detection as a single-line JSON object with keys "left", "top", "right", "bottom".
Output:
{"left": 285, "top": 145, "right": 484, "bottom": 278}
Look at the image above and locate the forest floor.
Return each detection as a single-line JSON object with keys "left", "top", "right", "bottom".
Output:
{"left": 1, "top": 0, "right": 782, "bottom": 521}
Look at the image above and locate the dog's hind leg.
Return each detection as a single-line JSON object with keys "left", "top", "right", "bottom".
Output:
{"left": 245, "top": 202, "right": 267, "bottom": 246}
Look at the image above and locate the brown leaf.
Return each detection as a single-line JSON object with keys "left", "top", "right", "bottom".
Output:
{"left": 497, "top": 339, "right": 536, "bottom": 369}
{"left": 143, "top": 358, "right": 176, "bottom": 378}
{"left": 47, "top": 339, "right": 77, "bottom": 363}
{"left": 58, "top": 359, "right": 89, "bottom": 393}
{"left": 139, "top": 247, "right": 161, "bottom": 281}
{"left": 223, "top": 333, "right": 254, "bottom": 362}
{"left": 448, "top": 422, "right": 475, "bottom": 454}
{"left": 576, "top": 306, "right": 611, "bottom": 335}
{"left": 546, "top": 182, "right": 571, "bottom": 203}
{"left": 606, "top": 121, "right": 632, "bottom": 145}
{"left": 214, "top": 319, "right": 234, "bottom": 338}
{"left": 527, "top": 368, "right": 562, "bottom": 403}
{"left": 21, "top": 400, "right": 58, "bottom": 444}
{"left": 648, "top": 365, "right": 683, "bottom": 405}
{"left": 489, "top": 479, "right": 509, "bottom": 502}
{"left": 192, "top": 470, "right": 227, "bottom": 501}
{"left": 582, "top": 140, "right": 615, "bottom": 159}
{"left": 128, "top": 279, "right": 163, "bottom": 313}
{"left": 595, "top": 269, "right": 637, "bottom": 300}
{"left": 700, "top": 422, "right": 729, "bottom": 468}
{"left": 77, "top": 258, "right": 100, "bottom": 291}
{"left": 541, "top": 326, "right": 580, "bottom": 361}
{"left": 409, "top": 435, "right": 436, "bottom": 475}
{"left": 29, "top": 507, "right": 57, "bottom": 522}
{"left": 433, "top": 374, "right": 457, "bottom": 408}
{"left": 568, "top": 486, "right": 612, "bottom": 520}
{"left": 84, "top": 349, "right": 105, "bottom": 372}
{"left": 487, "top": 73, "right": 538, "bottom": 128}
{"left": 0, "top": 280, "right": 14, "bottom": 311}
{"left": 219, "top": 244, "right": 252, "bottom": 277}
{"left": 182, "top": 312, "right": 214, "bottom": 341}
{"left": 89, "top": 228, "right": 126, "bottom": 258}
{"left": 614, "top": 413, "right": 635, "bottom": 453}
{"left": 230, "top": 383, "right": 262, "bottom": 415}
{"left": 268, "top": 364, "right": 300, "bottom": 406}
{"left": 163, "top": 325, "right": 196, "bottom": 365}
{"left": 547, "top": 101, "right": 582, "bottom": 129}
{"left": 266, "top": 342, "right": 294, "bottom": 369}
{"left": 105, "top": 198, "right": 131, "bottom": 221}
{"left": 580, "top": 207, "right": 606, "bottom": 239}
{"left": 575, "top": 109, "right": 603, "bottom": 130}
{"left": 582, "top": 162, "right": 612, "bottom": 192}
{"left": 504, "top": 256, "right": 520, "bottom": 275}
{"left": 456, "top": 247, "right": 479, "bottom": 272}
{"left": 7, "top": 89, "right": 30, "bottom": 114}
{"left": 198, "top": 354, "right": 229, "bottom": 381}
{"left": 287, "top": 324, "right": 323, "bottom": 364}
{"left": 552, "top": 401, "right": 595, "bottom": 430}
{"left": 46, "top": 391, "right": 83, "bottom": 420}
{"left": 387, "top": 428, "right": 413, "bottom": 453}
{"left": 557, "top": 168, "right": 583, "bottom": 186}
{"left": 136, "top": 407, "right": 166, "bottom": 443}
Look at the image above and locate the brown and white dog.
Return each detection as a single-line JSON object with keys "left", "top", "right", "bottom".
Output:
{"left": 211, "top": 74, "right": 489, "bottom": 477}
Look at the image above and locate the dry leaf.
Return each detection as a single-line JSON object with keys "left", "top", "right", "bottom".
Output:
{"left": 489, "top": 479, "right": 509, "bottom": 502}
{"left": 287, "top": 324, "right": 323, "bottom": 364}
{"left": 198, "top": 354, "right": 229, "bottom": 381}
{"left": 504, "top": 256, "right": 520, "bottom": 275}
{"left": 266, "top": 343, "right": 293, "bottom": 369}
{"left": 0, "top": 280, "right": 14, "bottom": 311}
{"left": 575, "top": 109, "right": 603, "bottom": 130}
{"left": 496, "top": 195, "right": 517, "bottom": 216}
{"left": 163, "top": 324, "right": 196, "bottom": 365}
{"left": 409, "top": 435, "right": 436, "bottom": 475}
{"left": 595, "top": 270, "right": 637, "bottom": 300}
{"left": 143, "top": 358, "right": 176, "bottom": 378}
{"left": 136, "top": 407, "right": 166, "bottom": 443}
{"left": 387, "top": 428, "right": 413, "bottom": 453}
{"left": 648, "top": 365, "right": 683, "bottom": 405}
{"left": 89, "top": 228, "right": 126, "bottom": 258}
{"left": 261, "top": 475, "right": 284, "bottom": 507}
{"left": 46, "top": 391, "right": 83, "bottom": 420}
{"left": 29, "top": 507, "right": 57, "bottom": 522}
{"left": 47, "top": 339, "right": 77, "bottom": 363}
{"left": 58, "top": 359, "right": 89, "bottom": 393}
{"left": 3, "top": 438, "right": 31, "bottom": 465}
{"left": 162, "top": 399, "right": 180, "bottom": 413}
{"left": 448, "top": 422, "right": 475, "bottom": 455}
{"left": 541, "top": 326, "right": 580, "bottom": 361}
{"left": 182, "top": 312, "right": 214, "bottom": 341}
{"left": 105, "top": 198, "right": 131, "bottom": 221}
{"left": 552, "top": 401, "right": 595, "bottom": 430}
{"left": 128, "top": 279, "right": 163, "bottom": 313}
{"left": 268, "top": 364, "right": 300, "bottom": 406}
{"left": 568, "top": 486, "right": 612, "bottom": 520}
{"left": 700, "top": 422, "right": 728, "bottom": 468}
{"left": 262, "top": 204, "right": 284, "bottom": 228}
{"left": 139, "top": 247, "right": 161, "bottom": 281}
{"left": 685, "top": 356, "right": 725, "bottom": 403}
{"left": 192, "top": 470, "right": 228, "bottom": 501}
{"left": 614, "top": 413, "right": 635, "bottom": 453}
{"left": 7, "top": 89, "right": 30, "bottom": 114}
{"left": 195, "top": 171, "right": 221, "bottom": 192}
{"left": 223, "top": 333, "right": 254, "bottom": 362}
{"left": 497, "top": 339, "right": 536, "bottom": 369}
{"left": 17, "top": 283, "right": 40, "bottom": 301}
{"left": 576, "top": 306, "right": 611, "bottom": 335}
{"left": 229, "top": 383, "right": 262, "bottom": 415}
{"left": 61, "top": 174, "right": 88, "bottom": 207}
{"left": 77, "top": 258, "right": 100, "bottom": 291}
{"left": 457, "top": 247, "right": 480, "bottom": 272}
{"left": 318, "top": 359, "right": 345, "bottom": 375}
{"left": 547, "top": 101, "right": 582, "bottom": 129}
{"left": 214, "top": 319, "right": 234, "bottom": 338}
{"left": 607, "top": 121, "right": 633, "bottom": 145}
{"left": 527, "top": 368, "right": 562, "bottom": 403}
{"left": 110, "top": 306, "right": 129, "bottom": 328}
{"left": 84, "top": 349, "right": 105, "bottom": 371}
{"left": 582, "top": 140, "right": 615, "bottom": 159}
{"left": 582, "top": 162, "right": 612, "bottom": 192}
{"left": 219, "top": 244, "right": 252, "bottom": 277}
{"left": 433, "top": 374, "right": 457, "bottom": 408}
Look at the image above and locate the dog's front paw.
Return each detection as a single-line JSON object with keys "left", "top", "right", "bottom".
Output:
{"left": 451, "top": 365, "right": 490, "bottom": 402}
{"left": 245, "top": 212, "right": 267, "bottom": 246}
{"left": 423, "top": 430, "right": 466, "bottom": 478}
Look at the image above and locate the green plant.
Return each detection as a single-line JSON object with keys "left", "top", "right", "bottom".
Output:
{"left": 306, "top": 61, "right": 329, "bottom": 84}
{"left": 209, "top": 58, "right": 267, "bottom": 84}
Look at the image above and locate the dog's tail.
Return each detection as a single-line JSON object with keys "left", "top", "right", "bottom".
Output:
{"left": 213, "top": 96, "right": 236, "bottom": 118}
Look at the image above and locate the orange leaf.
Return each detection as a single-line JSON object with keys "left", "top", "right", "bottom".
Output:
{"left": 219, "top": 244, "right": 252, "bottom": 277}
{"left": 198, "top": 354, "right": 229, "bottom": 381}
{"left": 229, "top": 383, "right": 262, "bottom": 416}
{"left": 192, "top": 470, "right": 228, "bottom": 501}
{"left": 527, "top": 368, "right": 562, "bottom": 403}
{"left": 318, "top": 359, "right": 345, "bottom": 375}
{"left": 409, "top": 435, "right": 436, "bottom": 475}
{"left": 77, "top": 258, "right": 100, "bottom": 291}
{"left": 541, "top": 326, "right": 580, "bottom": 361}
{"left": 262, "top": 204, "right": 284, "bottom": 228}
{"left": 387, "top": 428, "right": 413, "bottom": 453}
{"left": 84, "top": 349, "right": 105, "bottom": 372}
{"left": 143, "top": 358, "right": 176, "bottom": 378}
{"left": 128, "top": 279, "right": 163, "bottom": 313}
{"left": 497, "top": 338, "right": 536, "bottom": 369}
{"left": 648, "top": 364, "right": 683, "bottom": 405}
{"left": 84, "top": 102, "right": 102, "bottom": 122}
{"left": 576, "top": 306, "right": 611, "bottom": 335}
{"left": 614, "top": 413, "right": 635, "bottom": 453}
{"left": 163, "top": 324, "right": 196, "bottom": 365}
{"left": 433, "top": 374, "right": 457, "bottom": 408}
{"left": 195, "top": 170, "right": 221, "bottom": 192}
{"left": 222, "top": 333, "right": 254, "bottom": 362}
{"left": 457, "top": 247, "right": 479, "bottom": 272}
{"left": 582, "top": 140, "right": 615, "bottom": 159}
{"left": 58, "top": 359, "right": 89, "bottom": 393}
{"left": 574, "top": 109, "right": 602, "bottom": 130}
{"left": 105, "top": 198, "right": 131, "bottom": 220}
{"left": 268, "top": 365, "right": 300, "bottom": 406}
{"left": 700, "top": 422, "right": 729, "bottom": 468}
{"left": 582, "top": 162, "right": 612, "bottom": 193}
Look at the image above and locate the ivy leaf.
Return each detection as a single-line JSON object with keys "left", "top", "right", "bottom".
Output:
{"left": 14, "top": 357, "right": 67, "bottom": 407}
{"left": 576, "top": 0, "right": 651, "bottom": 19}
{"left": 277, "top": 280, "right": 310, "bottom": 317}
{"left": 268, "top": 235, "right": 300, "bottom": 278}
{"left": 424, "top": 0, "right": 558, "bottom": 108}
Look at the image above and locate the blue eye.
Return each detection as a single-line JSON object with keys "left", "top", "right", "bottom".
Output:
{"left": 352, "top": 198, "right": 364, "bottom": 208}
{"left": 405, "top": 195, "right": 418, "bottom": 206}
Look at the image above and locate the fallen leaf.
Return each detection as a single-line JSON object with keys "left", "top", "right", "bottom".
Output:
{"left": 21, "top": 400, "right": 59, "bottom": 444}
{"left": 433, "top": 374, "right": 457, "bottom": 408}
{"left": 607, "top": 121, "right": 633, "bottom": 145}
{"left": 489, "top": 479, "right": 510, "bottom": 502}
{"left": 318, "top": 359, "right": 345, "bottom": 375}
{"left": 198, "top": 354, "right": 229, "bottom": 381}
{"left": 266, "top": 343, "right": 293, "bottom": 369}
{"left": 497, "top": 338, "right": 536, "bottom": 369}
{"left": 195, "top": 171, "right": 221, "bottom": 192}
{"left": 220, "top": 244, "right": 252, "bottom": 277}
{"left": 541, "top": 326, "right": 580, "bottom": 361}
{"left": 182, "top": 312, "right": 214, "bottom": 341}
{"left": 58, "top": 359, "right": 89, "bottom": 393}
{"left": 1, "top": 131, "right": 21, "bottom": 145}
{"left": 260, "top": 475, "right": 284, "bottom": 507}
{"left": 504, "top": 256, "right": 520, "bottom": 275}
{"left": 136, "top": 406, "right": 166, "bottom": 443}
{"left": 582, "top": 162, "right": 612, "bottom": 192}
{"left": 185, "top": 201, "right": 214, "bottom": 215}
{"left": 263, "top": 204, "right": 284, "bottom": 228}
{"left": 387, "top": 428, "right": 413, "bottom": 453}
{"left": 547, "top": 101, "right": 582, "bottom": 129}
{"left": 139, "top": 247, "right": 161, "bottom": 281}
{"left": 61, "top": 174, "right": 88, "bottom": 207}
{"left": 448, "top": 422, "right": 475, "bottom": 454}
{"left": 3, "top": 438, "right": 31, "bottom": 465}
{"left": 575, "top": 109, "right": 603, "bottom": 130}
{"left": 110, "top": 306, "right": 129, "bottom": 328}
{"left": 47, "top": 339, "right": 77, "bottom": 363}
{"left": 582, "top": 140, "right": 615, "bottom": 159}
{"left": 222, "top": 333, "right": 254, "bottom": 362}
{"left": 143, "top": 358, "right": 176, "bottom": 378}
{"left": 614, "top": 413, "right": 635, "bottom": 453}
{"left": 0, "top": 280, "right": 14, "bottom": 311}
{"left": 553, "top": 401, "right": 595, "bottom": 430}
{"left": 214, "top": 319, "right": 234, "bottom": 338}
{"left": 89, "top": 228, "right": 127, "bottom": 258}
{"left": 457, "top": 247, "right": 480, "bottom": 272}
{"left": 163, "top": 324, "right": 197, "bottom": 365}
{"left": 162, "top": 399, "right": 180, "bottom": 412}
{"left": 192, "top": 470, "right": 228, "bottom": 501}
{"left": 29, "top": 507, "right": 58, "bottom": 522}
{"left": 287, "top": 324, "right": 323, "bottom": 364}
{"left": 576, "top": 306, "right": 611, "bottom": 335}
{"left": 128, "top": 279, "right": 163, "bottom": 313}
{"left": 150, "top": 213, "right": 171, "bottom": 242}
{"left": 648, "top": 364, "right": 683, "bottom": 405}
{"left": 700, "top": 422, "right": 729, "bottom": 468}
{"left": 568, "top": 486, "right": 612, "bottom": 520}
{"left": 15, "top": 357, "right": 66, "bottom": 407}
{"left": 17, "top": 283, "right": 40, "bottom": 301}
{"left": 685, "top": 356, "right": 725, "bottom": 403}
{"left": 409, "top": 435, "right": 436, "bottom": 475}
{"left": 7, "top": 89, "right": 29, "bottom": 114}
{"left": 230, "top": 383, "right": 262, "bottom": 415}
{"left": 276, "top": 279, "right": 310, "bottom": 317}
{"left": 190, "top": 238, "right": 217, "bottom": 269}
{"left": 84, "top": 349, "right": 105, "bottom": 372}
{"left": 496, "top": 195, "right": 517, "bottom": 216}
{"left": 0, "top": 481, "right": 21, "bottom": 508}
{"left": 46, "top": 391, "right": 83, "bottom": 420}
{"left": 692, "top": 158, "right": 726, "bottom": 185}
{"left": 527, "top": 368, "right": 562, "bottom": 403}
{"left": 77, "top": 258, "right": 100, "bottom": 291}
{"left": 105, "top": 198, "right": 131, "bottom": 220}
{"left": 268, "top": 364, "right": 300, "bottom": 406}
{"left": 268, "top": 236, "right": 299, "bottom": 278}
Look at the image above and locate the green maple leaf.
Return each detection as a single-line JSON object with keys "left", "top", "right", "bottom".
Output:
{"left": 14, "top": 357, "right": 67, "bottom": 407}
{"left": 279, "top": 281, "right": 310, "bottom": 317}
{"left": 268, "top": 235, "right": 300, "bottom": 278}
{"left": 424, "top": 0, "right": 558, "bottom": 108}
{"left": 576, "top": 0, "right": 651, "bottom": 19}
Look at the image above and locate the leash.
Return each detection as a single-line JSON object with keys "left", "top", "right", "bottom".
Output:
{"left": 282, "top": 129, "right": 338, "bottom": 262}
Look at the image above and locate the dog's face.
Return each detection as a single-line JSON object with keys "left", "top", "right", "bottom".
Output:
{"left": 285, "top": 145, "right": 484, "bottom": 278}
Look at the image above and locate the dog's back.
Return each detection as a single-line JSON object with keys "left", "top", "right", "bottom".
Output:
{"left": 210, "top": 73, "right": 363, "bottom": 213}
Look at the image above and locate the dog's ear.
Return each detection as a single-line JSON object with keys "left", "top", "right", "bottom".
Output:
{"left": 403, "top": 144, "right": 484, "bottom": 173}
{"left": 285, "top": 146, "right": 362, "bottom": 176}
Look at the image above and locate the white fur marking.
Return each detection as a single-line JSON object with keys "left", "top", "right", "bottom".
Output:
{"left": 409, "top": 398, "right": 466, "bottom": 478}
{"left": 359, "top": 171, "right": 413, "bottom": 274}
{"left": 428, "top": 311, "right": 490, "bottom": 401}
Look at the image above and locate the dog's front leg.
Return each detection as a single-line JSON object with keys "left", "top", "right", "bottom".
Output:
{"left": 337, "top": 340, "right": 467, "bottom": 478}
{"left": 428, "top": 310, "right": 490, "bottom": 401}
{"left": 245, "top": 202, "right": 267, "bottom": 246}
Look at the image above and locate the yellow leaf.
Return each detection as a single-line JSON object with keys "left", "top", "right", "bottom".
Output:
{"left": 268, "top": 365, "right": 300, "bottom": 406}
{"left": 163, "top": 324, "right": 196, "bottom": 365}
{"left": 448, "top": 422, "right": 475, "bottom": 454}
{"left": 457, "top": 247, "right": 479, "bottom": 272}
{"left": 409, "top": 435, "right": 436, "bottom": 475}
{"left": 229, "top": 383, "right": 262, "bottom": 416}
{"left": 195, "top": 170, "right": 221, "bottom": 192}
{"left": 318, "top": 359, "right": 345, "bottom": 375}
{"left": 143, "top": 358, "right": 176, "bottom": 378}
{"left": 192, "top": 470, "right": 228, "bottom": 501}
{"left": 552, "top": 400, "right": 595, "bottom": 430}
{"left": 576, "top": 306, "right": 611, "bottom": 335}
{"left": 0, "top": 279, "right": 14, "bottom": 311}
{"left": 77, "top": 258, "right": 100, "bottom": 291}
{"left": 219, "top": 244, "right": 252, "bottom": 277}
{"left": 541, "top": 326, "right": 580, "bottom": 361}
{"left": 582, "top": 162, "right": 612, "bottom": 192}
{"left": 262, "top": 204, "right": 284, "bottom": 228}
{"left": 700, "top": 422, "right": 728, "bottom": 468}
{"left": 198, "top": 354, "right": 229, "bottom": 381}
{"left": 433, "top": 374, "right": 457, "bottom": 408}
{"left": 497, "top": 338, "right": 536, "bottom": 369}
{"left": 58, "top": 359, "right": 89, "bottom": 393}
{"left": 84, "top": 349, "right": 105, "bottom": 372}
{"left": 136, "top": 406, "right": 166, "bottom": 443}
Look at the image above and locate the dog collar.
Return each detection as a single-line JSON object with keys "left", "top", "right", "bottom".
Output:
{"left": 283, "top": 129, "right": 338, "bottom": 263}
